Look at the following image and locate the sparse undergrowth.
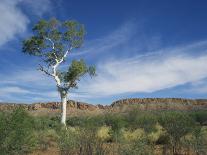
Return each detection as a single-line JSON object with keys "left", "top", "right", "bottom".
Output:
{"left": 0, "top": 108, "right": 207, "bottom": 155}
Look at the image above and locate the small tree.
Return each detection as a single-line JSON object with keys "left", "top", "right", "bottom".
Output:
{"left": 22, "top": 18, "right": 96, "bottom": 125}
{"left": 158, "top": 111, "right": 195, "bottom": 155}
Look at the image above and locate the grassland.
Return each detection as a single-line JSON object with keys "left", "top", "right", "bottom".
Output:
{"left": 0, "top": 106, "right": 207, "bottom": 155}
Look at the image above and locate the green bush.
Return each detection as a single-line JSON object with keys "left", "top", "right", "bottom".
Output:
{"left": 158, "top": 111, "right": 196, "bottom": 155}
{"left": 119, "top": 135, "right": 154, "bottom": 155}
{"left": 125, "top": 110, "right": 159, "bottom": 133}
{"left": 36, "top": 129, "right": 58, "bottom": 151}
{"left": 0, "top": 108, "right": 37, "bottom": 155}
{"left": 33, "top": 116, "right": 61, "bottom": 131}
{"left": 134, "top": 112, "right": 158, "bottom": 133}
{"left": 104, "top": 114, "right": 127, "bottom": 142}
{"left": 58, "top": 127, "right": 80, "bottom": 155}
{"left": 189, "top": 110, "right": 207, "bottom": 125}
{"left": 67, "top": 115, "right": 105, "bottom": 128}
{"left": 181, "top": 126, "right": 207, "bottom": 155}
{"left": 58, "top": 126, "right": 110, "bottom": 155}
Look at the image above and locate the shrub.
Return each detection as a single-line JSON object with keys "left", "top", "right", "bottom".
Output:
{"left": 67, "top": 115, "right": 105, "bottom": 128}
{"left": 58, "top": 127, "right": 80, "bottom": 155}
{"left": 119, "top": 135, "right": 154, "bottom": 155}
{"left": 158, "top": 111, "right": 195, "bottom": 155}
{"left": 34, "top": 116, "right": 61, "bottom": 131}
{"left": 147, "top": 123, "right": 165, "bottom": 144}
{"left": 121, "top": 128, "right": 145, "bottom": 142}
{"left": 127, "top": 111, "right": 158, "bottom": 133}
{"left": 66, "top": 116, "right": 86, "bottom": 127}
{"left": 36, "top": 129, "right": 58, "bottom": 151}
{"left": 104, "top": 114, "right": 127, "bottom": 142}
{"left": 181, "top": 126, "right": 207, "bottom": 155}
{"left": 190, "top": 111, "right": 207, "bottom": 125}
{"left": 97, "top": 126, "right": 112, "bottom": 142}
{"left": 0, "top": 108, "right": 37, "bottom": 155}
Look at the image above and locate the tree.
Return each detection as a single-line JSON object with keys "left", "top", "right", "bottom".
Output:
{"left": 158, "top": 111, "right": 195, "bottom": 155}
{"left": 22, "top": 18, "right": 96, "bottom": 125}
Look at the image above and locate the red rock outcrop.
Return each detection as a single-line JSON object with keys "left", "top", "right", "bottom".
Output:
{"left": 111, "top": 98, "right": 207, "bottom": 110}
{"left": 0, "top": 98, "right": 207, "bottom": 111}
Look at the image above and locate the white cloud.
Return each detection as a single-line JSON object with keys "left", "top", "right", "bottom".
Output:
{"left": 77, "top": 41, "right": 207, "bottom": 97}
{"left": 0, "top": 68, "right": 92, "bottom": 102}
{"left": 1, "top": 18, "right": 207, "bottom": 103}
{"left": 0, "top": 69, "right": 54, "bottom": 87}
{"left": 0, "top": 1, "right": 28, "bottom": 46}
{"left": 0, "top": 86, "right": 30, "bottom": 95}
{"left": 2, "top": 41, "right": 207, "bottom": 102}
{"left": 20, "top": 0, "right": 52, "bottom": 17}
{"left": 0, "top": 0, "right": 52, "bottom": 46}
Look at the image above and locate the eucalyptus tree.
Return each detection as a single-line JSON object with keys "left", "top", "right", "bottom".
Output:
{"left": 22, "top": 18, "right": 96, "bottom": 125}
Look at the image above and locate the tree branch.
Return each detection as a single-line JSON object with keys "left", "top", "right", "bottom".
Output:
{"left": 45, "top": 37, "right": 55, "bottom": 50}
{"left": 44, "top": 37, "right": 60, "bottom": 63}
{"left": 51, "top": 47, "right": 72, "bottom": 87}
{"left": 38, "top": 64, "right": 53, "bottom": 77}
{"left": 59, "top": 47, "right": 72, "bottom": 64}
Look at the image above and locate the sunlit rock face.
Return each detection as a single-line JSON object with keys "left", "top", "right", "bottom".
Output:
{"left": 0, "top": 98, "right": 207, "bottom": 111}
{"left": 111, "top": 98, "right": 207, "bottom": 110}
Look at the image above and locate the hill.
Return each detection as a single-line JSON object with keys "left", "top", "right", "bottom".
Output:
{"left": 0, "top": 98, "right": 207, "bottom": 117}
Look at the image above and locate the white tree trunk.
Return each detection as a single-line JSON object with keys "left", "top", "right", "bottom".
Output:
{"left": 60, "top": 91, "right": 67, "bottom": 125}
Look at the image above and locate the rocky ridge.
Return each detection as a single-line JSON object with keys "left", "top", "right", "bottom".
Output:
{"left": 0, "top": 98, "right": 207, "bottom": 111}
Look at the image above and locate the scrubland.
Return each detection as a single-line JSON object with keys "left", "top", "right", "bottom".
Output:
{"left": 0, "top": 108, "right": 207, "bottom": 155}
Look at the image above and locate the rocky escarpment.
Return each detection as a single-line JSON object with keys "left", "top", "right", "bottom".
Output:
{"left": 0, "top": 100, "right": 110, "bottom": 111}
{"left": 0, "top": 98, "right": 207, "bottom": 111}
{"left": 111, "top": 98, "right": 207, "bottom": 110}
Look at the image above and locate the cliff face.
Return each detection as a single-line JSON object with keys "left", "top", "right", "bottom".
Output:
{"left": 111, "top": 98, "right": 207, "bottom": 110}
{"left": 0, "top": 100, "right": 99, "bottom": 111}
{"left": 0, "top": 98, "right": 207, "bottom": 111}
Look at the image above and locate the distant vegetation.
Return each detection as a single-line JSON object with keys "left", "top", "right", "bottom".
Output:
{"left": 0, "top": 108, "right": 207, "bottom": 155}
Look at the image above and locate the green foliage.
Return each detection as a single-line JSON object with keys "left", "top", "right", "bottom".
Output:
{"left": 67, "top": 114, "right": 126, "bottom": 142}
{"left": 119, "top": 136, "right": 154, "bottom": 155}
{"left": 158, "top": 111, "right": 196, "bottom": 154}
{"left": 57, "top": 127, "right": 110, "bottom": 155}
{"left": 104, "top": 114, "right": 127, "bottom": 132}
{"left": 67, "top": 115, "right": 105, "bottom": 128}
{"left": 66, "top": 116, "right": 86, "bottom": 126}
{"left": 189, "top": 110, "right": 207, "bottom": 125}
{"left": 23, "top": 18, "right": 85, "bottom": 63}
{"left": 104, "top": 114, "right": 127, "bottom": 142}
{"left": 97, "top": 126, "right": 112, "bottom": 142}
{"left": 33, "top": 116, "right": 61, "bottom": 131}
{"left": 64, "top": 59, "right": 96, "bottom": 88}
{"left": 22, "top": 18, "right": 96, "bottom": 91}
{"left": 1, "top": 109, "right": 207, "bottom": 154}
{"left": 0, "top": 108, "right": 37, "bottom": 155}
{"left": 128, "top": 111, "right": 158, "bottom": 133}
{"left": 36, "top": 129, "right": 58, "bottom": 151}
{"left": 181, "top": 126, "right": 207, "bottom": 155}
{"left": 58, "top": 127, "right": 80, "bottom": 155}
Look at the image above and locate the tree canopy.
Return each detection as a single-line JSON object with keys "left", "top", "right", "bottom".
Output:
{"left": 22, "top": 18, "right": 96, "bottom": 92}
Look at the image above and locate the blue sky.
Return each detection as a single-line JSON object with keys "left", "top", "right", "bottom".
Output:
{"left": 1, "top": 0, "right": 207, "bottom": 104}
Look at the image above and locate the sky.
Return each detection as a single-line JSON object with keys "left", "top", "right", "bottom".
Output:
{"left": 1, "top": 0, "right": 207, "bottom": 104}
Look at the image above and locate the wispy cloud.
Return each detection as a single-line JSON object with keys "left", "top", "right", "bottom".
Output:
{"left": 0, "top": 68, "right": 92, "bottom": 103}
{"left": 1, "top": 19, "right": 207, "bottom": 103}
{"left": 0, "top": 86, "right": 30, "bottom": 95}
{"left": 0, "top": 1, "right": 28, "bottom": 46}
{"left": 77, "top": 40, "right": 207, "bottom": 97}
{"left": 0, "top": 0, "right": 52, "bottom": 47}
{"left": 71, "top": 21, "right": 137, "bottom": 56}
{"left": 20, "top": 0, "right": 52, "bottom": 17}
